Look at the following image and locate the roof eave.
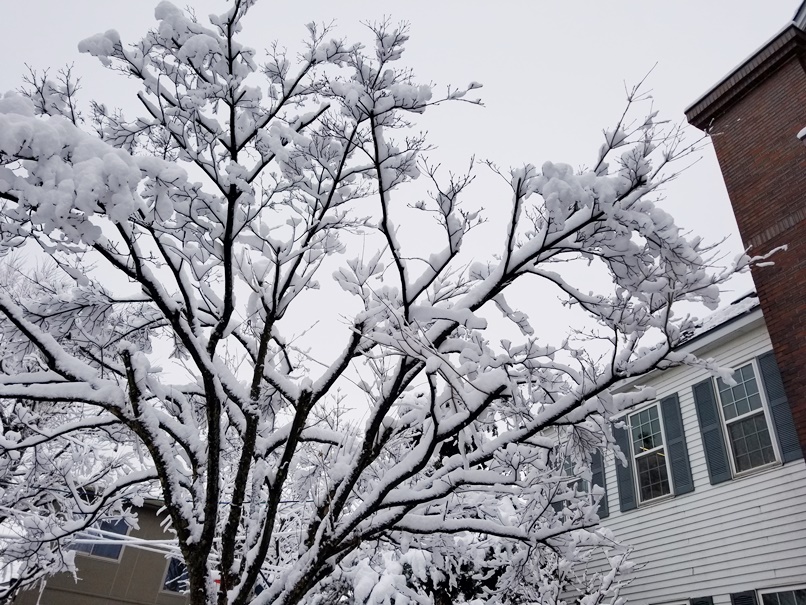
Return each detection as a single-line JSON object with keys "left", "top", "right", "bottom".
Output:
{"left": 686, "top": 25, "right": 806, "bottom": 130}
{"left": 614, "top": 305, "right": 764, "bottom": 394}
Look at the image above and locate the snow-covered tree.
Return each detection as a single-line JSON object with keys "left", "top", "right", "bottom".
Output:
{"left": 0, "top": 2, "right": 751, "bottom": 604}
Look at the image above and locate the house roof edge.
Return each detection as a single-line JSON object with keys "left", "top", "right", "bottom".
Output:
{"left": 614, "top": 301, "right": 764, "bottom": 395}
{"left": 685, "top": 25, "right": 806, "bottom": 129}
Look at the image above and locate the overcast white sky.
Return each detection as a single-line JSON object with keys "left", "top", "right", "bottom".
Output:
{"left": 0, "top": 0, "right": 797, "bottom": 356}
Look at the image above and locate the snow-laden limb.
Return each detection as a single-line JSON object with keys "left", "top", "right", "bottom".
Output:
{"left": 0, "top": 3, "right": 752, "bottom": 605}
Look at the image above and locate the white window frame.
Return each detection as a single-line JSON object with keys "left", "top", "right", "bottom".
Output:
{"left": 627, "top": 402, "right": 673, "bottom": 504}
{"left": 757, "top": 584, "right": 806, "bottom": 605}
{"left": 714, "top": 359, "right": 780, "bottom": 477}
{"left": 72, "top": 518, "right": 129, "bottom": 562}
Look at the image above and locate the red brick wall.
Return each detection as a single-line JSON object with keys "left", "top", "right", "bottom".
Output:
{"left": 708, "top": 56, "right": 806, "bottom": 453}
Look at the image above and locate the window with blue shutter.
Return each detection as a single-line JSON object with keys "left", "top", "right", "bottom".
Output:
{"left": 695, "top": 353, "right": 800, "bottom": 482}
{"left": 628, "top": 404, "right": 672, "bottom": 502}
{"left": 715, "top": 363, "right": 776, "bottom": 472}
{"left": 614, "top": 394, "right": 694, "bottom": 511}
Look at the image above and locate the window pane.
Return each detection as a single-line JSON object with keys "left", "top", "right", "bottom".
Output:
{"left": 746, "top": 391, "right": 762, "bottom": 412}
{"left": 728, "top": 412, "right": 776, "bottom": 472}
{"left": 99, "top": 519, "right": 128, "bottom": 535}
{"left": 164, "top": 558, "right": 189, "bottom": 593}
{"left": 733, "top": 433, "right": 748, "bottom": 456}
{"left": 90, "top": 541, "right": 123, "bottom": 560}
{"left": 718, "top": 380, "right": 734, "bottom": 403}
{"left": 635, "top": 450, "right": 670, "bottom": 501}
{"left": 73, "top": 519, "right": 127, "bottom": 559}
{"left": 723, "top": 402, "right": 738, "bottom": 420}
{"left": 72, "top": 541, "right": 94, "bottom": 555}
{"left": 90, "top": 519, "right": 128, "bottom": 559}
{"left": 630, "top": 407, "right": 662, "bottom": 453}
{"left": 731, "top": 382, "right": 747, "bottom": 401}
{"left": 735, "top": 397, "right": 751, "bottom": 417}
{"left": 719, "top": 363, "right": 763, "bottom": 420}
{"left": 762, "top": 592, "right": 806, "bottom": 605}
{"left": 780, "top": 592, "right": 797, "bottom": 605}
{"left": 561, "top": 459, "right": 589, "bottom": 492}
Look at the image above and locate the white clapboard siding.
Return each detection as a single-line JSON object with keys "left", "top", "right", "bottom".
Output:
{"left": 599, "top": 318, "right": 806, "bottom": 604}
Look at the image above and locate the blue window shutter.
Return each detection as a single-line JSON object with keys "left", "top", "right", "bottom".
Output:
{"left": 691, "top": 597, "right": 714, "bottom": 605}
{"left": 590, "top": 450, "right": 608, "bottom": 518}
{"left": 692, "top": 378, "right": 732, "bottom": 485}
{"left": 660, "top": 393, "right": 694, "bottom": 495}
{"left": 613, "top": 424, "right": 636, "bottom": 512}
{"left": 757, "top": 351, "right": 803, "bottom": 463}
{"left": 730, "top": 591, "right": 758, "bottom": 605}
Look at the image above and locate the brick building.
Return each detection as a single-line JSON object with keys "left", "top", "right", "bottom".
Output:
{"left": 686, "top": 2, "right": 806, "bottom": 456}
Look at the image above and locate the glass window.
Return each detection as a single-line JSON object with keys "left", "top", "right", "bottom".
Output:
{"left": 561, "top": 458, "right": 589, "bottom": 492}
{"left": 717, "top": 363, "right": 776, "bottom": 473}
{"left": 549, "top": 455, "right": 587, "bottom": 514}
{"left": 629, "top": 405, "right": 671, "bottom": 502}
{"left": 73, "top": 519, "right": 128, "bottom": 560}
{"left": 760, "top": 587, "right": 806, "bottom": 605}
{"left": 163, "top": 558, "right": 189, "bottom": 593}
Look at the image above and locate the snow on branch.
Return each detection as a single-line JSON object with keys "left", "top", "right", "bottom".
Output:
{"left": 0, "top": 4, "right": 752, "bottom": 605}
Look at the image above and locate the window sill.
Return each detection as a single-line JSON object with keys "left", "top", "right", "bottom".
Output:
{"left": 636, "top": 493, "right": 676, "bottom": 509}
{"left": 731, "top": 459, "right": 781, "bottom": 482}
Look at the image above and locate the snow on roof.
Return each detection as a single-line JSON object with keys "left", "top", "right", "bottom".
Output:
{"left": 615, "top": 292, "right": 762, "bottom": 394}
{"left": 680, "top": 291, "right": 761, "bottom": 344}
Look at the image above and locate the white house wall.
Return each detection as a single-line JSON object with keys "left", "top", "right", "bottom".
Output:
{"left": 600, "top": 321, "right": 806, "bottom": 604}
